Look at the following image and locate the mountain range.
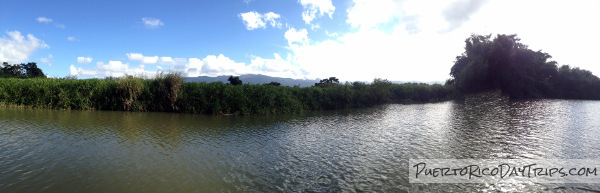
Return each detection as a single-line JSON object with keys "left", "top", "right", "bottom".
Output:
{"left": 184, "top": 74, "right": 444, "bottom": 87}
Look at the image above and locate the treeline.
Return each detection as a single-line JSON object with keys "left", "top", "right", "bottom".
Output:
{"left": 1, "top": 62, "right": 45, "bottom": 78}
{"left": 7, "top": 33, "right": 597, "bottom": 114}
{"left": 0, "top": 74, "right": 453, "bottom": 115}
{"left": 449, "top": 34, "right": 600, "bottom": 99}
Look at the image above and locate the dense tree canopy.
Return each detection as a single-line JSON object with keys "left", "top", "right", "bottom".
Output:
{"left": 314, "top": 77, "right": 340, "bottom": 87}
{"left": 1, "top": 62, "right": 45, "bottom": 78}
{"left": 264, "top": 81, "right": 281, "bottom": 86}
{"left": 228, "top": 76, "right": 242, "bottom": 85}
{"left": 449, "top": 34, "right": 600, "bottom": 99}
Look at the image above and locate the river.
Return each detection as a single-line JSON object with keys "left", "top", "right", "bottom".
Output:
{"left": 1, "top": 93, "right": 600, "bottom": 192}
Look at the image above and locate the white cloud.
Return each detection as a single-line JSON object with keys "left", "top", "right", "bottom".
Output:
{"left": 284, "top": 28, "right": 309, "bottom": 46}
{"left": 346, "top": 0, "right": 403, "bottom": 29}
{"left": 40, "top": 54, "right": 53, "bottom": 66}
{"left": 55, "top": 24, "right": 65, "bottom": 29}
{"left": 36, "top": 17, "right": 65, "bottom": 29}
{"left": 325, "top": 31, "right": 338, "bottom": 37}
{"left": 441, "top": 0, "right": 489, "bottom": 32}
{"left": 274, "top": 0, "right": 600, "bottom": 82}
{"left": 286, "top": 28, "right": 465, "bottom": 82}
{"left": 36, "top": 17, "right": 53, "bottom": 23}
{"left": 126, "top": 53, "right": 144, "bottom": 61}
{"left": 127, "top": 53, "right": 173, "bottom": 65}
{"left": 70, "top": 52, "right": 311, "bottom": 79}
{"left": 200, "top": 54, "right": 250, "bottom": 76}
{"left": 299, "top": 0, "right": 335, "bottom": 24}
{"left": 159, "top": 57, "right": 175, "bottom": 64}
{"left": 0, "top": 31, "right": 49, "bottom": 63}
{"left": 70, "top": 61, "right": 153, "bottom": 77}
{"left": 248, "top": 53, "right": 307, "bottom": 79}
{"left": 142, "top": 17, "right": 164, "bottom": 29}
{"left": 77, "top": 57, "right": 93, "bottom": 64}
{"left": 239, "top": 11, "right": 282, "bottom": 30}
{"left": 142, "top": 56, "right": 159, "bottom": 64}
{"left": 67, "top": 36, "right": 78, "bottom": 41}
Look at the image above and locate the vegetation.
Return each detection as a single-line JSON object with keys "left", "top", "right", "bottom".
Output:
{"left": 3, "top": 33, "right": 598, "bottom": 115}
{"left": 227, "top": 76, "right": 242, "bottom": 85}
{"left": 264, "top": 81, "right": 281, "bottom": 86}
{"left": 1, "top": 62, "right": 45, "bottom": 78}
{"left": 0, "top": 72, "right": 452, "bottom": 115}
{"left": 314, "top": 77, "right": 340, "bottom": 87}
{"left": 449, "top": 34, "right": 600, "bottom": 99}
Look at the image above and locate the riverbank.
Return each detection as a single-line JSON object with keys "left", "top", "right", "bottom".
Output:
{"left": 0, "top": 75, "right": 455, "bottom": 115}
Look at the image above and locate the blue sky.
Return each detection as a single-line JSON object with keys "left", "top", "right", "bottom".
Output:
{"left": 1, "top": 0, "right": 599, "bottom": 82}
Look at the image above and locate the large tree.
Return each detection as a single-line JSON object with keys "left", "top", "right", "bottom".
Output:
{"left": 449, "top": 34, "right": 600, "bottom": 99}
{"left": 228, "top": 76, "right": 242, "bottom": 85}
{"left": 1, "top": 62, "right": 45, "bottom": 78}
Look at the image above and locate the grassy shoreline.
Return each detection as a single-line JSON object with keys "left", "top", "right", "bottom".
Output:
{"left": 0, "top": 75, "right": 455, "bottom": 115}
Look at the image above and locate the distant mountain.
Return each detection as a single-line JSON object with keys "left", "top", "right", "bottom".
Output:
{"left": 390, "top": 81, "right": 445, "bottom": 85}
{"left": 184, "top": 74, "right": 445, "bottom": 87}
{"left": 184, "top": 74, "right": 320, "bottom": 87}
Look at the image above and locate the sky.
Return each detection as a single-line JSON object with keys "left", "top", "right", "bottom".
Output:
{"left": 0, "top": 0, "right": 599, "bottom": 82}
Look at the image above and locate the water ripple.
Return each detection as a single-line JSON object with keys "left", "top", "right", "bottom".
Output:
{"left": 1, "top": 97, "right": 600, "bottom": 192}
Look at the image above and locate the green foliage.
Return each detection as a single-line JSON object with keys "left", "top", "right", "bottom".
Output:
{"left": 0, "top": 74, "right": 454, "bottom": 115}
{"left": 314, "top": 77, "right": 340, "bottom": 87}
{"left": 228, "top": 76, "right": 242, "bottom": 85}
{"left": 264, "top": 81, "right": 281, "bottom": 86}
{"left": 149, "top": 72, "right": 184, "bottom": 111}
{"left": 1, "top": 62, "right": 45, "bottom": 78}
{"left": 117, "top": 75, "right": 144, "bottom": 111}
{"left": 449, "top": 34, "right": 600, "bottom": 99}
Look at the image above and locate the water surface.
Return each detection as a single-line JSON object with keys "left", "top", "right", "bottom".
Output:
{"left": 1, "top": 95, "right": 600, "bottom": 192}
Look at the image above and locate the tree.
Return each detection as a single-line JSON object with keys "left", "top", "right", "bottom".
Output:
{"left": 1, "top": 62, "right": 45, "bottom": 78}
{"left": 264, "top": 81, "right": 281, "bottom": 86}
{"left": 1, "top": 62, "right": 23, "bottom": 77}
{"left": 449, "top": 34, "right": 600, "bottom": 99}
{"left": 314, "top": 77, "right": 339, "bottom": 87}
{"left": 21, "top": 62, "right": 45, "bottom": 78}
{"left": 228, "top": 76, "right": 242, "bottom": 85}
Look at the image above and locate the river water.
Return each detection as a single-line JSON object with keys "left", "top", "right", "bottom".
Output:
{"left": 1, "top": 93, "right": 600, "bottom": 192}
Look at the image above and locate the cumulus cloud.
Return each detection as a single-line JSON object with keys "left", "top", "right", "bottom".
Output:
{"left": 69, "top": 52, "right": 310, "bottom": 79}
{"left": 36, "top": 17, "right": 53, "bottom": 23}
{"left": 67, "top": 36, "right": 78, "bottom": 41}
{"left": 127, "top": 53, "right": 175, "bottom": 64}
{"left": 142, "top": 17, "right": 164, "bottom": 29}
{"left": 0, "top": 31, "right": 49, "bottom": 63}
{"left": 199, "top": 54, "right": 250, "bottom": 76}
{"left": 441, "top": 0, "right": 489, "bottom": 32}
{"left": 239, "top": 11, "right": 282, "bottom": 30}
{"left": 126, "top": 53, "right": 143, "bottom": 61}
{"left": 70, "top": 61, "right": 151, "bottom": 77}
{"left": 346, "top": 0, "right": 403, "bottom": 29}
{"left": 160, "top": 57, "right": 175, "bottom": 64}
{"left": 248, "top": 53, "right": 307, "bottom": 78}
{"left": 284, "top": 28, "right": 309, "bottom": 46}
{"left": 284, "top": 28, "right": 463, "bottom": 81}
{"left": 77, "top": 57, "right": 93, "bottom": 64}
{"left": 277, "top": 0, "right": 600, "bottom": 82}
{"left": 299, "top": 0, "right": 335, "bottom": 24}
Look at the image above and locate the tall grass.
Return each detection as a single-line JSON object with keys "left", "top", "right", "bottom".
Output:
{"left": 0, "top": 74, "right": 455, "bottom": 115}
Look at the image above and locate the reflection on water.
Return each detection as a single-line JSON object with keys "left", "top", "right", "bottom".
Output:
{"left": 1, "top": 93, "right": 600, "bottom": 192}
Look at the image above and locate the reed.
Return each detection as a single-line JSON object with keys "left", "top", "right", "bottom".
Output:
{"left": 0, "top": 74, "right": 454, "bottom": 115}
